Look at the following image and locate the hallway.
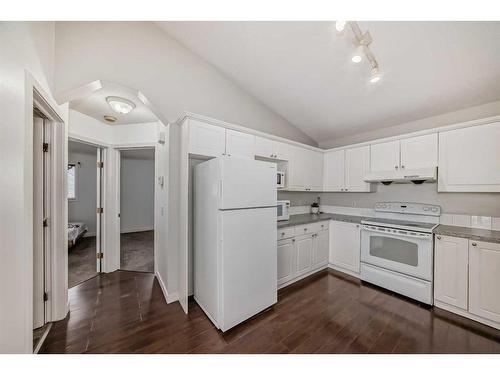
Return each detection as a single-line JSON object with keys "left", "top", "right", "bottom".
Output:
{"left": 40, "top": 270, "right": 500, "bottom": 354}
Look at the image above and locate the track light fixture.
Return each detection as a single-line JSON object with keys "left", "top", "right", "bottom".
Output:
{"left": 336, "top": 21, "right": 382, "bottom": 84}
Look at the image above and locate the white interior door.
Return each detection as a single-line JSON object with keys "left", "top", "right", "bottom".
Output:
{"left": 33, "top": 114, "right": 46, "bottom": 329}
{"left": 220, "top": 157, "right": 276, "bottom": 209}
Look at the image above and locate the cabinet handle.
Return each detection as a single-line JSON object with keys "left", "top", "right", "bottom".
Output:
{"left": 304, "top": 228, "right": 308, "bottom": 231}
{"left": 472, "top": 242, "right": 477, "bottom": 246}
{"left": 395, "top": 166, "right": 399, "bottom": 170}
{"left": 436, "top": 236, "right": 441, "bottom": 240}
{"left": 401, "top": 165, "right": 405, "bottom": 169}
{"left": 292, "top": 239, "right": 295, "bottom": 242}
{"left": 228, "top": 154, "right": 231, "bottom": 157}
{"left": 281, "top": 232, "right": 285, "bottom": 236}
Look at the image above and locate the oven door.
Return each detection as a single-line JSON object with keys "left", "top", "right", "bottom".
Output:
{"left": 361, "top": 225, "right": 433, "bottom": 281}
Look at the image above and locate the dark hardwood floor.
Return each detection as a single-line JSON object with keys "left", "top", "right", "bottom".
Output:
{"left": 40, "top": 269, "right": 500, "bottom": 354}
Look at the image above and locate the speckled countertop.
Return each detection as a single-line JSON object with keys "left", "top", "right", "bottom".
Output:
{"left": 433, "top": 225, "right": 500, "bottom": 244}
{"left": 277, "top": 213, "right": 364, "bottom": 229}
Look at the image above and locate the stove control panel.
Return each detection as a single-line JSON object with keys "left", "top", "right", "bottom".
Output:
{"left": 374, "top": 202, "right": 441, "bottom": 216}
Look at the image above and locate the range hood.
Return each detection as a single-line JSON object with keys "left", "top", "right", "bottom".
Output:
{"left": 363, "top": 167, "right": 437, "bottom": 184}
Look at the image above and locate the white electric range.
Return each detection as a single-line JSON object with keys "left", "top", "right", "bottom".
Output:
{"left": 360, "top": 202, "right": 441, "bottom": 305}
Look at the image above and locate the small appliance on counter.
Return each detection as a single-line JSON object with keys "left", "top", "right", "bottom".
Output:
{"left": 310, "top": 196, "right": 321, "bottom": 214}
{"left": 277, "top": 200, "right": 290, "bottom": 221}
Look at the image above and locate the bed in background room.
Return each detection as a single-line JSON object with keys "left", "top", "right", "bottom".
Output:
{"left": 68, "top": 222, "right": 88, "bottom": 247}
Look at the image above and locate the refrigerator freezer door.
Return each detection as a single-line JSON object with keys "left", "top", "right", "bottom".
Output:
{"left": 219, "top": 207, "right": 277, "bottom": 331}
{"left": 219, "top": 157, "right": 276, "bottom": 210}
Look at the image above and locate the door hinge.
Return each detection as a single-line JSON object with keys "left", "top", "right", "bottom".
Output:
{"left": 96, "top": 207, "right": 103, "bottom": 214}
{"left": 97, "top": 252, "right": 104, "bottom": 259}
{"left": 43, "top": 292, "right": 48, "bottom": 302}
{"left": 97, "top": 161, "right": 104, "bottom": 168}
{"left": 42, "top": 143, "right": 49, "bottom": 152}
{"left": 43, "top": 218, "right": 48, "bottom": 227}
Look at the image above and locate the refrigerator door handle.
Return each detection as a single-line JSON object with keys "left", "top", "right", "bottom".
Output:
{"left": 219, "top": 180, "right": 223, "bottom": 199}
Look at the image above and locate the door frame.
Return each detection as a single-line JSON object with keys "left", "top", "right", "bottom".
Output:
{"left": 26, "top": 72, "right": 68, "bottom": 353}
{"left": 115, "top": 144, "right": 158, "bottom": 274}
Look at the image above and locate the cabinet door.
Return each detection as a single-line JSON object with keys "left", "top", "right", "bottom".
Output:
{"left": 255, "top": 136, "right": 274, "bottom": 158}
{"left": 312, "top": 230, "right": 329, "bottom": 268}
{"left": 439, "top": 122, "right": 500, "bottom": 192}
{"left": 225, "top": 129, "right": 255, "bottom": 159}
{"left": 295, "top": 234, "right": 313, "bottom": 276}
{"left": 288, "top": 145, "right": 308, "bottom": 190}
{"left": 469, "top": 240, "right": 500, "bottom": 323}
{"left": 434, "top": 235, "right": 468, "bottom": 310}
{"left": 323, "top": 149, "right": 345, "bottom": 192}
{"left": 188, "top": 120, "right": 226, "bottom": 157}
{"left": 277, "top": 239, "right": 295, "bottom": 285}
{"left": 345, "top": 146, "right": 371, "bottom": 192}
{"left": 400, "top": 133, "right": 438, "bottom": 170}
{"left": 273, "top": 141, "right": 290, "bottom": 161}
{"left": 330, "top": 221, "right": 361, "bottom": 274}
{"left": 309, "top": 150, "right": 324, "bottom": 191}
{"left": 370, "top": 140, "right": 400, "bottom": 173}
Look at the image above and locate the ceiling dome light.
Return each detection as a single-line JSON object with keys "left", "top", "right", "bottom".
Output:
{"left": 106, "top": 96, "right": 136, "bottom": 114}
{"left": 335, "top": 21, "right": 347, "bottom": 32}
{"left": 370, "top": 68, "right": 381, "bottom": 83}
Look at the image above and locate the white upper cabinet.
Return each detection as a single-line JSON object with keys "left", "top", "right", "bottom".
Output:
{"left": 255, "top": 136, "right": 290, "bottom": 161}
{"left": 323, "top": 149, "right": 345, "bottom": 191}
{"left": 225, "top": 129, "right": 255, "bottom": 159}
{"left": 189, "top": 119, "right": 226, "bottom": 158}
{"left": 288, "top": 145, "right": 323, "bottom": 191}
{"left": 438, "top": 121, "right": 500, "bottom": 192}
{"left": 469, "top": 240, "right": 500, "bottom": 323}
{"left": 370, "top": 140, "right": 400, "bottom": 173}
{"left": 345, "top": 146, "right": 372, "bottom": 192}
{"left": 434, "top": 235, "right": 469, "bottom": 310}
{"left": 400, "top": 133, "right": 438, "bottom": 169}
{"left": 323, "top": 146, "right": 372, "bottom": 192}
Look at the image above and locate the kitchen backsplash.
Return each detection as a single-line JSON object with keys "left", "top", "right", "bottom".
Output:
{"left": 278, "top": 182, "right": 500, "bottom": 230}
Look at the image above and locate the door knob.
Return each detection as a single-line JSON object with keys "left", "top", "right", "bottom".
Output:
{"left": 436, "top": 236, "right": 441, "bottom": 240}
{"left": 472, "top": 242, "right": 477, "bottom": 246}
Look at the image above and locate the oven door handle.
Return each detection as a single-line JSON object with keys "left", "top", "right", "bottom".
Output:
{"left": 361, "top": 225, "right": 431, "bottom": 239}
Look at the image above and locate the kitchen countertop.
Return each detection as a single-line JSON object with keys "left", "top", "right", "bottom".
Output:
{"left": 433, "top": 225, "right": 500, "bottom": 244}
{"left": 277, "top": 213, "right": 364, "bottom": 229}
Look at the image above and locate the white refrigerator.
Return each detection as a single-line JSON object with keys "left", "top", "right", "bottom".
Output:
{"left": 194, "top": 156, "right": 277, "bottom": 332}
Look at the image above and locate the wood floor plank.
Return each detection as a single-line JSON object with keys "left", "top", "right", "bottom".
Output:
{"left": 40, "top": 270, "right": 500, "bottom": 354}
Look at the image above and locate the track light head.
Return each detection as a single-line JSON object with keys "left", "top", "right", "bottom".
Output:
{"left": 335, "top": 21, "right": 347, "bottom": 33}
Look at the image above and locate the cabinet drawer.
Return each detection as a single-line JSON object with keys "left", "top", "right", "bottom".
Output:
{"left": 317, "top": 221, "right": 329, "bottom": 232}
{"left": 277, "top": 227, "right": 294, "bottom": 240}
{"left": 295, "top": 223, "right": 320, "bottom": 236}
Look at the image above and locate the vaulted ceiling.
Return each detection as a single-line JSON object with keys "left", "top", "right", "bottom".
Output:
{"left": 158, "top": 21, "right": 500, "bottom": 145}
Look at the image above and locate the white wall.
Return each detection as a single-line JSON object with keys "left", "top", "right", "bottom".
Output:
{"left": 0, "top": 22, "right": 60, "bottom": 353}
{"left": 68, "top": 149, "right": 97, "bottom": 235}
{"left": 53, "top": 22, "right": 316, "bottom": 146}
{"left": 120, "top": 152, "right": 155, "bottom": 233}
{"left": 319, "top": 100, "right": 500, "bottom": 148}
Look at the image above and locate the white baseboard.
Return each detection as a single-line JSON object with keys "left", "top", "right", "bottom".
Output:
{"left": 120, "top": 226, "right": 154, "bottom": 234}
{"left": 155, "top": 271, "right": 179, "bottom": 304}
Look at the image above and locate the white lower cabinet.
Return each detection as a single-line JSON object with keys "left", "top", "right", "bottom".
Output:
{"left": 434, "top": 236, "right": 500, "bottom": 329}
{"left": 469, "top": 240, "right": 500, "bottom": 323}
{"left": 329, "top": 221, "right": 361, "bottom": 275}
{"left": 434, "top": 235, "right": 469, "bottom": 310}
{"left": 277, "top": 238, "right": 295, "bottom": 285}
{"left": 295, "top": 235, "right": 314, "bottom": 276}
{"left": 277, "top": 221, "right": 329, "bottom": 288}
{"left": 312, "top": 230, "right": 329, "bottom": 267}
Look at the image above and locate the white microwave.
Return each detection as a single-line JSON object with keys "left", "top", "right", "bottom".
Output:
{"left": 277, "top": 200, "right": 290, "bottom": 221}
{"left": 277, "top": 171, "right": 285, "bottom": 188}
